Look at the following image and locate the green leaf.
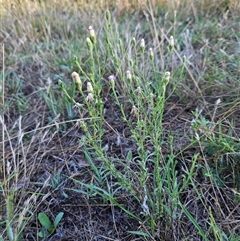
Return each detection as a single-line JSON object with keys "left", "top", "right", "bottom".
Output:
{"left": 53, "top": 212, "right": 64, "bottom": 227}
{"left": 38, "top": 212, "right": 54, "bottom": 231}
{"left": 126, "top": 150, "right": 132, "bottom": 163}
{"left": 127, "top": 230, "right": 149, "bottom": 237}
{"left": 38, "top": 230, "right": 46, "bottom": 238}
{"left": 178, "top": 202, "right": 210, "bottom": 241}
{"left": 232, "top": 237, "right": 240, "bottom": 241}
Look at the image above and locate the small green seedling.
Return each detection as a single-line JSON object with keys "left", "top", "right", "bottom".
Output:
{"left": 38, "top": 212, "right": 64, "bottom": 238}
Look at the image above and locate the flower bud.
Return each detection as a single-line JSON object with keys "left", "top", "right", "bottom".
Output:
{"left": 140, "top": 38, "right": 145, "bottom": 53}
{"left": 149, "top": 48, "right": 154, "bottom": 61}
{"left": 129, "top": 59, "right": 134, "bottom": 67}
{"left": 108, "top": 75, "right": 115, "bottom": 89}
{"left": 182, "top": 55, "right": 186, "bottom": 63}
{"left": 106, "top": 10, "right": 111, "bottom": 22}
{"left": 119, "top": 38, "right": 123, "bottom": 48}
{"left": 71, "top": 72, "right": 82, "bottom": 91}
{"left": 132, "top": 37, "right": 136, "bottom": 47}
{"left": 86, "top": 37, "right": 93, "bottom": 51}
{"left": 169, "top": 36, "right": 174, "bottom": 52}
{"left": 88, "top": 26, "right": 96, "bottom": 44}
{"left": 58, "top": 79, "right": 64, "bottom": 89}
{"left": 87, "top": 82, "right": 93, "bottom": 93}
{"left": 164, "top": 71, "right": 171, "bottom": 83}
{"left": 126, "top": 70, "right": 132, "bottom": 81}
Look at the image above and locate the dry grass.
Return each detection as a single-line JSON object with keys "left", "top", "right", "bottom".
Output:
{"left": 2, "top": 0, "right": 239, "bottom": 15}
{"left": 1, "top": 0, "right": 240, "bottom": 240}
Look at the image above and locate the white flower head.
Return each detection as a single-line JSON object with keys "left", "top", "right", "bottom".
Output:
{"left": 108, "top": 75, "right": 116, "bottom": 81}
{"left": 87, "top": 82, "right": 93, "bottom": 93}
{"left": 149, "top": 48, "right": 154, "bottom": 60}
{"left": 169, "top": 36, "right": 174, "bottom": 52}
{"left": 130, "top": 105, "right": 138, "bottom": 116}
{"left": 136, "top": 86, "right": 142, "bottom": 94}
{"left": 164, "top": 71, "right": 171, "bottom": 82}
{"left": 126, "top": 70, "right": 132, "bottom": 81}
{"left": 169, "top": 36, "right": 174, "bottom": 47}
{"left": 88, "top": 26, "right": 96, "bottom": 44}
{"left": 71, "top": 72, "right": 81, "bottom": 83}
{"left": 108, "top": 75, "right": 116, "bottom": 89}
{"left": 88, "top": 25, "right": 94, "bottom": 34}
{"left": 86, "top": 93, "right": 94, "bottom": 102}
{"left": 140, "top": 38, "right": 145, "bottom": 51}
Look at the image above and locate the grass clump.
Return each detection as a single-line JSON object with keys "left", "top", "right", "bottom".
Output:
{"left": 1, "top": 0, "right": 240, "bottom": 240}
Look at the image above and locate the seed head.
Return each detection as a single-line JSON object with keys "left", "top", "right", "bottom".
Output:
{"left": 86, "top": 93, "right": 94, "bottom": 103}
{"left": 71, "top": 72, "right": 81, "bottom": 84}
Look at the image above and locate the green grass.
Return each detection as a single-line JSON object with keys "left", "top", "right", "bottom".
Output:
{"left": 1, "top": 0, "right": 240, "bottom": 240}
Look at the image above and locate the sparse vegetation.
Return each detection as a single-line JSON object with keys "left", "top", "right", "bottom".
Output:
{"left": 38, "top": 211, "right": 64, "bottom": 239}
{"left": 1, "top": 0, "right": 240, "bottom": 240}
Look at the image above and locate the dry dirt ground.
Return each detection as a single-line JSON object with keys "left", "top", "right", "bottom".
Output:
{"left": 1, "top": 2, "right": 240, "bottom": 241}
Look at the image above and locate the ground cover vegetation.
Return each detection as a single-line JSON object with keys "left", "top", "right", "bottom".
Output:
{"left": 0, "top": 0, "right": 240, "bottom": 240}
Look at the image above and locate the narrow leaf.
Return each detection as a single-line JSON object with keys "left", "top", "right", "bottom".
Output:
{"left": 54, "top": 212, "right": 64, "bottom": 227}
{"left": 127, "top": 230, "right": 150, "bottom": 237}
